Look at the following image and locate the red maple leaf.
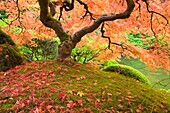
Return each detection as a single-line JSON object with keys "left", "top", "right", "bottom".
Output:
{"left": 58, "top": 92, "right": 66, "bottom": 102}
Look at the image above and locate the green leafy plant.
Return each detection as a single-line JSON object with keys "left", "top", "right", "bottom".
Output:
{"left": 102, "top": 64, "right": 151, "bottom": 85}
{"left": 127, "top": 33, "right": 155, "bottom": 49}
{"left": 0, "top": 10, "right": 9, "bottom": 27}
{"left": 0, "top": 10, "right": 10, "bottom": 20}
{"left": 71, "top": 45, "right": 100, "bottom": 64}
{"left": 19, "top": 38, "right": 59, "bottom": 61}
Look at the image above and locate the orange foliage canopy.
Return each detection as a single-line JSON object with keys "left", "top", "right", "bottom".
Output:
{"left": 0, "top": 0, "right": 169, "bottom": 70}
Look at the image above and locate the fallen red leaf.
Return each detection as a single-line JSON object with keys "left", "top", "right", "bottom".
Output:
{"left": 58, "top": 92, "right": 66, "bottom": 102}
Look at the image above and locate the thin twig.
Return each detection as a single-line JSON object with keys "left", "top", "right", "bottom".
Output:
{"left": 77, "top": 0, "right": 95, "bottom": 20}
{"left": 9, "top": 0, "right": 25, "bottom": 31}
{"left": 143, "top": 0, "right": 169, "bottom": 38}
{"left": 59, "top": 0, "right": 74, "bottom": 20}
{"left": 100, "top": 22, "right": 130, "bottom": 54}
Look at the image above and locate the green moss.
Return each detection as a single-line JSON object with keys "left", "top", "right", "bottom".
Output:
{"left": 0, "top": 29, "right": 29, "bottom": 71}
{"left": 0, "top": 29, "right": 15, "bottom": 45}
{"left": 100, "top": 60, "right": 119, "bottom": 69}
{"left": 4, "top": 44, "right": 23, "bottom": 63}
{"left": 0, "top": 44, "right": 23, "bottom": 71}
{"left": 0, "top": 61, "right": 170, "bottom": 112}
{"left": 102, "top": 64, "right": 151, "bottom": 86}
{"left": 0, "top": 99, "right": 16, "bottom": 110}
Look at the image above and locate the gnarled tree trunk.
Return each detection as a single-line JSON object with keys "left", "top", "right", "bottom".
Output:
{"left": 38, "top": 0, "right": 135, "bottom": 64}
{"left": 0, "top": 29, "right": 24, "bottom": 71}
{"left": 57, "top": 39, "right": 75, "bottom": 64}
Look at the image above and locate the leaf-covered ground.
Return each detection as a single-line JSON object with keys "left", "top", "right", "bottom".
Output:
{"left": 0, "top": 60, "right": 170, "bottom": 113}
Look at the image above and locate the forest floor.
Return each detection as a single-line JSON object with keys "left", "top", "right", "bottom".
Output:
{"left": 0, "top": 60, "right": 170, "bottom": 112}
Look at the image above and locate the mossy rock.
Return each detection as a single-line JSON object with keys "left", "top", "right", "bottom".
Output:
{"left": 0, "top": 29, "right": 15, "bottom": 45}
{"left": 0, "top": 29, "right": 26, "bottom": 71}
{"left": 0, "top": 44, "right": 23, "bottom": 71}
{"left": 102, "top": 64, "right": 151, "bottom": 86}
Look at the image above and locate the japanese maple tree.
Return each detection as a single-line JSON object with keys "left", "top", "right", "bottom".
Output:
{"left": 38, "top": 0, "right": 170, "bottom": 70}
{"left": 38, "top": 0, "right": 135, "bottom": 63}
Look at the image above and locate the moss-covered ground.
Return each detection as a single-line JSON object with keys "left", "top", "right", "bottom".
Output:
{"left": 0, "top": 60, "right": 170, "bottom": 112}
{"left": 120, "top": 57, "right": 170, "bottom": 90}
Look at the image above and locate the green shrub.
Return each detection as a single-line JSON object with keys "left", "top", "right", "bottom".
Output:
{"left": 102, "top": 64, "right": 151, "bottom": 86}
{"left": 71, "top": 45, "right": 100, "bottom": 64}
{"left": 19, "top": 38, "right": 59, "bottom": 61}
{"left": 0, "top": 10, "right": 10, "bottom": 27}
{"left": 0, "top": 10, "right": 10, "bottom": 20}
{"left": 20, "top": 39, "right": 99, "bottom": 62}
{"left": 127, "top": 32, "right": 155, "bottom": 49}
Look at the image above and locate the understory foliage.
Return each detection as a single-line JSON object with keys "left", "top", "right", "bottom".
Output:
{"left": 19, "top": 38, "right": 98, "bottom": 63}
{"left": 71, "top": 45, "right": 100, "bottom": 64}
{"left": 19, "top": 38, "right": 59, "bottom": 61}
{"left": 127, "top": 32, "right": 156, "bottom": 49}
{"left": 0, "top": 10, "right": 9, "bottom": 20}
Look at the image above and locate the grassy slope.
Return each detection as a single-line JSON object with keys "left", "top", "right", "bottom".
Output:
{"left": 0, "top": 60, "right": 170, "bottom": 113}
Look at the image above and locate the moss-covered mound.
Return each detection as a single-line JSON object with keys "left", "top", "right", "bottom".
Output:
{"left": 102, "top": 64, "right": 151, "bottom": 86}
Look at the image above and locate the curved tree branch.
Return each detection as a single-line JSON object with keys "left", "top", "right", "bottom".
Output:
{"left": 71, "top": 0, "right": 135, "bottom": 46}
{"left": 38, "top": 0, "right": 70, "bottom": 42}
{"left": 49, "top": 2, "right": 56, "bottom": 17}
{"left": 59, "top": 0, "right": 75, "bottom": 20}
{"left": 38, "top": 0, "right": 134, "bottom": 45}
{"left": 77, "top": 0, "right": 94, "bottom": 20}
{"left": 101, "top": 23, "right": 128, "bottom": 52}
{"left": 100, "top": 22, "right": 133, "bottom": 56}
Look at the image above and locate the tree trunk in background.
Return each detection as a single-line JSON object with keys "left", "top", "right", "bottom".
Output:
{"left": 0, "top": 29, "right": 24, "bottom": 71}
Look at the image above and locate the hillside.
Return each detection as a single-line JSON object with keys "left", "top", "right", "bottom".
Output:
{"left": 0, "top": 60, "right": 170, "bottom": 112}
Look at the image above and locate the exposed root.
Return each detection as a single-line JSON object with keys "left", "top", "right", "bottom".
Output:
{"left": 56, "top": 57, "right": 75, "bottom": 65}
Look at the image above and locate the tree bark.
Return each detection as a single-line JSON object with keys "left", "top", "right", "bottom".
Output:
{"left": 0, "top": 29, "right": 24, "bottom": 71}
{"left": 57, "top": 39, "right": 75, "bottom": 64}
{"left": 71, "top": 0, "right": 135, "bottom": 44}
{"left": 38, "top": 0, "right": 75, "bottom": 64}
